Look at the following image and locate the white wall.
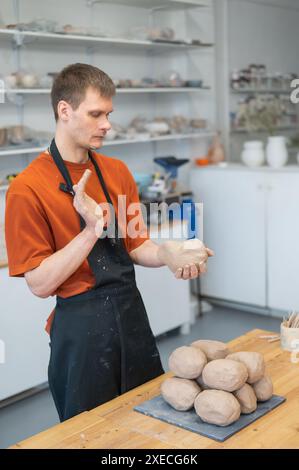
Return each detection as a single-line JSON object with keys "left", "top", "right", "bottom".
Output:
{"left": 228, "top": 0, "right": 299, "bottom": 73}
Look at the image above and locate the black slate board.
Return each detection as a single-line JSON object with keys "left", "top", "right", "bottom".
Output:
{"left": 134, "top": 394, "right": 286, "bottom": 442}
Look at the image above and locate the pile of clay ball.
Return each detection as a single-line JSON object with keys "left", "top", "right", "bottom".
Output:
{"left": 161, "top": 340, "right": 273, "bottom": 426}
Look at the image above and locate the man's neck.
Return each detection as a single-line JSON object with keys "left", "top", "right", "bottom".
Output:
{"left": 54, "top": 131, "right": 89, "bottom": 164}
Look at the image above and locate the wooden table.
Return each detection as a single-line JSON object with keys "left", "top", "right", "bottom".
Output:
{"left": 11, "top": 329, "right": 299, "bottom": 449}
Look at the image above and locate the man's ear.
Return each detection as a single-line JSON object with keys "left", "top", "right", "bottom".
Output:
{"left": 57, "top": 100, "right": 72, "bottom": 122}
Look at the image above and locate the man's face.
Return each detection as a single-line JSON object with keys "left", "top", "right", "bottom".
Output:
{"left": 63, "top": 86, "right": 113, "bottom": 150}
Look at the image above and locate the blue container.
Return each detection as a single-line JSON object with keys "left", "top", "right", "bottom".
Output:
{"left": 181, "top": 198, "right": 197, "bottom": 239}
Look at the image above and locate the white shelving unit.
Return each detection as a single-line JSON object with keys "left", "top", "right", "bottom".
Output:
{"left": 0, "top": 0, "right": 216, "bottom": 168}
{"left": 0, "top": 0, "right": 217, "bottom": 223}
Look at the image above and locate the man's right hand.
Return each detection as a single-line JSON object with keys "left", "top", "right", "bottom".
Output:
{"left": 73, "top": 169, "right": 104, "bottom": 238}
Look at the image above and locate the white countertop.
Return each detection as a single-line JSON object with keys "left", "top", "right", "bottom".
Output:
{"left": 191, "top": 162, "right": 299, "bottom": 173}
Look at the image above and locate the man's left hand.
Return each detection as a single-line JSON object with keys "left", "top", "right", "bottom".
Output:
{"left": 174, "top": 246, "right": 214, "bottom": 280}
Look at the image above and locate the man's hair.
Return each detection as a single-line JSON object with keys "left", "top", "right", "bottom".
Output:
{"left": 51, "top": 63, "right": 115, "bottom": 121}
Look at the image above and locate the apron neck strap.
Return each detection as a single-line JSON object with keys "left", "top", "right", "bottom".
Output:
{"left": 49, "top": 139, "right": 75, "bottom": 196}
{"left": 88, "top": 152, "right": 113, "bottom": 207}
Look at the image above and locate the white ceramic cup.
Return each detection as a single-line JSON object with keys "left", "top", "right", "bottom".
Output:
{"left": 280, "top": 323, "right": 299, "bottom": 352}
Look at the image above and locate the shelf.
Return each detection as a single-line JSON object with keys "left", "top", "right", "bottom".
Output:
{"left": 3, "top": 87, "right": 211, "bottom": 95}
{"left": 231, "top": 88, "right": 292, "bottom": 95}
{"left": 4, "top": 88, "right": 51, "bottom": 94}
{"left": 231, "top": 126, "right": 299, "bottom": 134}
{"left": 117, "top": 87, "right": 211, "bottom": 93}
{"left": 88, "top": 0, "right": 209, "bottom": 10}
{"left": 0, "top": 132, "right": 214, "bottom": 157}
{"left": 0, "top": 145, "right": 47, "bottom": 156}
{"left": 103, "top": 131, "right": 215, "bottom": 145}
{"left": 0, "top": 29, "right": 213, "bottom": 51}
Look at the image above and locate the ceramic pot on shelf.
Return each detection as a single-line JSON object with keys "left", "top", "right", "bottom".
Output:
{"left": 266, "top": 136, "right": 288, "bottom": 168}
{"left": 241, "top": 141, "right": 265, "bottom": 167}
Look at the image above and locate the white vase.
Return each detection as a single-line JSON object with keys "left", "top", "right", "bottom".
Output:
{"left": 241, "top": 141, "right": 265, "bottom": 167}
{"left": 266, "top": 136, "right": 288, "bottom": 168}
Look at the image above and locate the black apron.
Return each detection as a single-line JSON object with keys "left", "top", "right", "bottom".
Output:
{"left": 47, "top": 139, "right": 164, "bottom": 421}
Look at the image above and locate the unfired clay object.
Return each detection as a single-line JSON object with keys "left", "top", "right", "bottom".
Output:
{"left": 157, "top": 239, "right": 208, "bottom": 273}
{"left": 196, "top": 375, "right": 210, "bottom": 390}
{"left": 191, "top": 339, "right": 230, "bottom": 361}
{"left": 233, "top": 383, "right": 257, "bottom": 414}
{"left": 227, "top": 352, "right": 265, "bottom": 384}
{"left": 161, "top": 377, "right": 201, "bottom": 411}
{"left": 202, "top": 359, "right": 248, "bottom": 392}
{"left": 207, "top": 132, "right": 225, "bottom": 165}
{"left": 194, "top": 390, "right": 241, "bottom": 426}
{"left": 169, "top": 346, "right": 207, "bottom": 379}
{"left": 252, "top": 375, "right": 273, "bottom": 402}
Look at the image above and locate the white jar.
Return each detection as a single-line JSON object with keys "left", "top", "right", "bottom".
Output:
{"left": 266, "top": 136, "right": 288, "bottom": 168}
{"left": 241, "top": 141, "right": 265, "bottom": 167}
{"left": 280, "top": 323, "right": 299, "bottom": 352}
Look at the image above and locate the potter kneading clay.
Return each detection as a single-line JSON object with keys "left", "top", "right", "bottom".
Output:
{"left": 157, "top": 239, "right": 208, "bottom": 273}
{"left": 226, "top": 352, "right": 265, "bottom": 384}
{"left": 233, "top": 383, "right": 257, "bottom": 414}
{"left": 252, "top": 375, "right": 273, "bottom": 401}
{"left": 191, "top": 339, "right": 230, "bottom": 361}
{"left": 202, "top": 359, "right": 248, "bottom": 392}
{"left": 169, "top": 346, "right": 207, "bottom": 379}
{"left": 194, "top": 390, "right": 241, "bottom": 426}
{"left": 196, "top": 375, "right": 210, "bottom": 390}
{"left": 161, "top": 377, "right": 201, "bottom": 411}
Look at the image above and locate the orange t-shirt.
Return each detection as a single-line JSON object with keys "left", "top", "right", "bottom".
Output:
{"left": 5, "top": 151, "right": 149, "bottom": 299}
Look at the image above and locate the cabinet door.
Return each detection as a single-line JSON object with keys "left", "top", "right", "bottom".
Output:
{"left": 135, "top": 221, "right": 191, "bottom": 337}
{"left": 0, "top": 269, "right": 54, "bottom": 401}
{"left": 135, "top": 265, "right": 190, "bottom": 337}
{"left": 267, "top": 173, "right": 299, "bottom": 311}
{"left": 190, "top": 169, "right": 266, "bottom": 306}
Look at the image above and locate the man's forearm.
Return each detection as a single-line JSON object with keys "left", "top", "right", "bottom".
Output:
{"left": 25, "top": 227, "right": 98, "bottom": 298}
{"left": 129, "top": 239, "right": 165, "bottom": 268}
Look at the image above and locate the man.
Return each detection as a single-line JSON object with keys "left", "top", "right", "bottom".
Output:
{"left": 5, "top": 63, "right": 213, "bottom": 421}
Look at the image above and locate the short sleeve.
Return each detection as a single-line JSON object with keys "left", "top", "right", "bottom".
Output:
{"left": 5, "top": 184, "right": 55, "bottom": 277}
{"left": 118, "top": 161, "right": 149, "bottom": 253}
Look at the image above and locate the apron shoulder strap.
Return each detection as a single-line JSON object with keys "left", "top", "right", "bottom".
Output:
{"left": 88, "top": 152, "right": 122, "bottom": 239}
{"left": 50, "top": 139, "right": 75, "bottom": 195}
{"left": 88, "top": 152, "right": 113, "bottom": 206}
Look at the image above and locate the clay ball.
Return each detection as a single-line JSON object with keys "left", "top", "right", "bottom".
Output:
{"left": 233, "top": 383, "right": 257, "bottom": 414}
{"left": 253, "top": 375, "right": 273, "bottom": 401}
{"left": 169, "top": 346, "right": 207, "bottom": 379}
{"left": 191, "top": 339, "right": 230, "bottom": 361}
{"left": 227, "top": 352, "right": 265, "bottom": 384}
{"left": 202, "top": 359, "right": 248, "bottom": 392}
{"left": 196, "top": 375, "right": 210, "bottom": 390}
{"left": 194, "top": 390, "right": 241, "bottom": 426}
{"left": 161, "top": 377, "right": 201, "bottom": 411}
{"left": 157, "top": 239, "right": 208, "bottom": 273}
